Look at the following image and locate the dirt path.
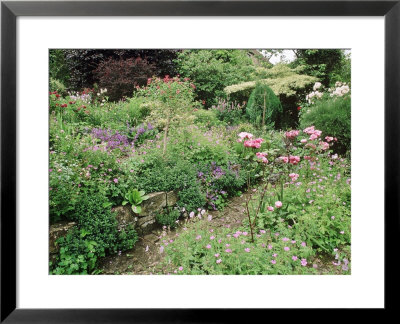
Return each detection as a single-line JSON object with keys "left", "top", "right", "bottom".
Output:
{"left": 98, "top": 191, "right": 252, "bottom": 275}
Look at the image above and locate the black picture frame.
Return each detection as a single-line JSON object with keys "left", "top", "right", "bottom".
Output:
{"left": 1, "top": 0, "right": 398, "bottom": 322}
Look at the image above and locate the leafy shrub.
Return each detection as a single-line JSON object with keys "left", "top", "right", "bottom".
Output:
{"left": 49, "top": 156, "right": 81, "bottom": 223}
{"left": 50, "top": 78, "right": 68, "bottom": 96}
{"left": 156, "top": 207, "right": 181, "bottom": 228}
{"left": 211, "top": 99, "right": 245, "bottom": 125}
{"left": 63, "top": 49, "right": 179, "bottom": 90}
{"left": 299, "top": 96, "right": 351, "bottom": 154}
{"left": 49, "top": 49, "right": 70, "bottom": 85}
{"left": 137, "top": 75, "right": 199, "bottom": 154}
{"left": 167, "top": 125, "right": 235, "bottom": 166}
{"left": 175, "top": 50, "right": 255, "bottom": 107}
{"left": 94, "top": 57, "right": 156, "bottom": 101}
{"left": 193, "top": 109, "right": 222, "bottom": 128}
{"left": 177, "top": 184, "right": 206, "bottom": 212}
{"left": 133, "top": 158, "right": 192, "bottom": 192}
{"left": 50, "top": 229, "right": 101, "bottom": 275}
{"left": 122, "top": 97, "right": 152, "bottom": 127}
{"left": 197, "top": 162, "right": 246, "bottom": 210}
{"left": 290, "top": 49, "right": 345, "bottom": 87}
{"left": 246, "top": 82, "right": 283, "bottom": 129}
{"left": 51, "top": 192, "right": 138, "bottom": 274}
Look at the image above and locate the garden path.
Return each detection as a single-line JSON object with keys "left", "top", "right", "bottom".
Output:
{"left": 98, "top": 191, "right": 252, "bottom": 275}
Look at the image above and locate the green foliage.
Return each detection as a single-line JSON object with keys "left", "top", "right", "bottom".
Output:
{"left": 51, "top": 229, "right": 101, "bottom": 275}
{"left": 122, "top": 189, "right": 150, "bottom": 214}
{"left": 300, "top": 96, "right": 351, "bottom": 153}
{"left": 51, "top": 192, "right": 138, "bottom": 274}
{"left": 49, "top": 155, "right": 81, "bottom": 223}
{"left": 161, "top": 222, "right": 317, "bottom": 275}
{"left": 246, "top": 82, "right": 283, "bottom": 128}
{"left": 224, "top": 64, "right": 317, "bottom": 101}
{"left": 49, "top": 49, "right": 70, "bottom": 85}
{"left": 291, "top": 49, "right": 345, "bottom": 87}
{"left": 177, "top": 184, "right": 206, "bottom": 213}
{"left": 210, "top": 99, "right": 245, "bottom": 125}
{"left": 137, "top": 76, "right": 197, "bottom": 128}
{"left": 49, "top": 78, "right": 68, "bottom": 97}
{"left": 131, "top": 156, "right": 207, "bottom": 212}
{"left": 193, "top": 108, "right": 223, "bottom": 128}
{"left": 330, "top": 52, "right": 351, "bottom": 85}
{"left": 175, "top": 50, "right": 255, "bottom": 107}
{"left": 156, "top": 207, "right": 181, "bottom": 228}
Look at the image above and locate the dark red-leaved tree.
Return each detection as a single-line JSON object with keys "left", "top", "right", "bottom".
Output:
{"left": 94, "top": 57, "right": 156, "bottom": 101}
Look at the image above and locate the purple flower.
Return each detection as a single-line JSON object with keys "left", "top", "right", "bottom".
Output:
{"left": 113, "top": 178, "right": 118, "bottom": 183}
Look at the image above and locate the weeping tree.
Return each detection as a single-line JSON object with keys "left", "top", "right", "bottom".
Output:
{"left": 246, "top": 82, "right": 282, "bottom": 129}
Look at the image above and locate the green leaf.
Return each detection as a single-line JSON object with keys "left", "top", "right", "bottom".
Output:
{"left": 132, "top": 205, "right": 141, "bottom": 214}
{"left": 102, "top": 202, "right": 112, "bottom": 208}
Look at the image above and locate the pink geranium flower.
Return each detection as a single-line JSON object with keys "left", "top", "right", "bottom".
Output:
{"left": 289, "top": 156, "right": 300, "bottom": 165}
{"left": 289, "top": 173, "right": 299, "bottom": 181}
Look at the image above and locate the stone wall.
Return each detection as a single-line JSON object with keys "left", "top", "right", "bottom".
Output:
{"left": 49, "top": 191, "right": 178, "bottom": 255}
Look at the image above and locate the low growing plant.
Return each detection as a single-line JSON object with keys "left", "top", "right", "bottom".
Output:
{"left": 122, "top": 189, "right": 150, "bottom": 214}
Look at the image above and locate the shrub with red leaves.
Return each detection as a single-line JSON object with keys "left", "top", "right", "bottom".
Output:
{"left": 94, "top": 57, "right": 156, "bottom": 101}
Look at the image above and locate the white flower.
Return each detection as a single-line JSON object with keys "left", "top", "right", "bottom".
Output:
{"left": 313, "top": 82, "right": 322, "bottom": 91}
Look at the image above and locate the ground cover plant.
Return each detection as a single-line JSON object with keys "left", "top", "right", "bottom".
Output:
{"left": 49, "top": 49, "right": 351, "bottom": 275}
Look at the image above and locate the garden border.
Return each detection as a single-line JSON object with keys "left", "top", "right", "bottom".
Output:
{"left": 1, "top": 0, "right": 398, "bottom": 321}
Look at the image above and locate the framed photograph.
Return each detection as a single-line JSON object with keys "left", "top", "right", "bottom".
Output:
{"left": 1, "top": 0, "right": 398, "bottom": 321}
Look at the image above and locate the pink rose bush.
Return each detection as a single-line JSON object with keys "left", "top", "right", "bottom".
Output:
{"left": 244, "top": 138, "right": 264, "bottom": 148}
{"left": 238, "top": 132, "right": 253, "bottom": 142}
